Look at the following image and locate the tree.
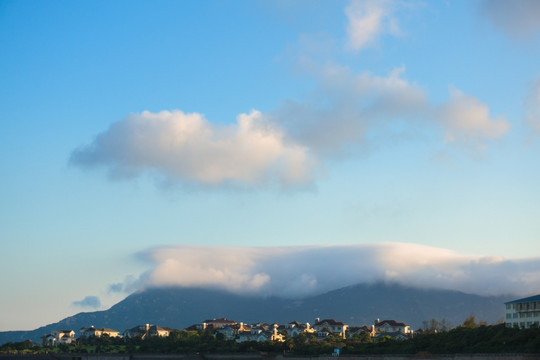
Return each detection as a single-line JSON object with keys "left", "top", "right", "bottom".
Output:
{"left": 349, "top": 331, "right": 371, "bottom": 343}
{"left": 293, "top": 333, "right": 307, "bottom": 345}
{"left": 462, "top": 314, "right": 477, "bottom": 328}
{"left": 440, "top": 318, "right": 452, "bottom": 331}
{"left": 422, "top": 318, "right": 452, "bottom": 333}
{"left": 285, "top": 338, "right": 294, "bottom": 352}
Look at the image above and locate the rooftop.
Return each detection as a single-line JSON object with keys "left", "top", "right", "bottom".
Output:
{"left": 505, "top": 294, "right": 540, "bottom": 305}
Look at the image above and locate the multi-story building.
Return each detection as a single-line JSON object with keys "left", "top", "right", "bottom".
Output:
{"left": 505, "top": 294, "right": 540, "bottom": 329}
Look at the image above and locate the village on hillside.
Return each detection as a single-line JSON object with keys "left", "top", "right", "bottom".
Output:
{"left": 40, "top": 292, "right": 540, "bottom": 348}
{"left": 41, "top": 318, "right": 413, "bottom": 347}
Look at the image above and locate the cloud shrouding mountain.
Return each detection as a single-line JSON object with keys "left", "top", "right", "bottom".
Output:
{"left": 116, "top": 243, "right": 540, "bottom": 298}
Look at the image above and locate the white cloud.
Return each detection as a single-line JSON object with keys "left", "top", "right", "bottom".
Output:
{"left": 72, "top": 295, "right": 101, "bottom": 309}
{"left": 273, "top": 65, "right": 428, "bottom": 155}
{"left": 71, "top": 0, "right": 512, "bottom": 190}
{"left": 480, "top": 0, "right": 540, "bottom": 38}
{"left": 274, "top": 65, "right": 507, "bottom": 155}
{"left": 438, "top": 88, "right": 510, "bottom": 147}
{"left": 70, "top": 110, "right": 314, "bottom": 187}
{"left": 345, "top": 0, "right": 401, "bottom": 52}
{"left": 129, "top": 243, "right": 540, "bottom": 298}
{"left": 72, "top": 67, "right": 508, "bottom": 188}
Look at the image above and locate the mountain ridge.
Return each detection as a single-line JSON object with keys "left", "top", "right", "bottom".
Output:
{"left": 0, "top": 282, "right": 512, "bottom": 345}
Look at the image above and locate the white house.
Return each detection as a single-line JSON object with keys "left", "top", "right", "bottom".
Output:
{"left": 215, "top": 325, "right": 237, "bottom": 340}
{"left": 288, "top": 321, "right": 315, "bottom": 337}
{"left": 233, "top": 323, "right": 284, "bottom": 343}
{"left": 123, "top": 324, "right": 173, "bottom": 339}
{"left": 313, "top": 319, "right": 348, "bottom": 339}
{"left": 505, "top": 294, "right": 540, "bottom": 329}
{"left": 41, "top": 330, "right": 76, "bottom": 346}
{"left": 41, "top": 334, "right": 57, "bottom": 346}
{"left": 203, "top": 318, "right": 237, "bottom": 329}
{"left": 235, "top": 330, "right": 261, "bottom": 343}
{"left": 80, "top": 326, "right": 120, "bottom": 338}
{"left": 374, "top": 319, "right": 411, "bottom": 334}
{"left": 54, "top": 330, "right": 76, "bottom": 344}
{"left": 348, "top": 325, "right": 375, "bottom": 338}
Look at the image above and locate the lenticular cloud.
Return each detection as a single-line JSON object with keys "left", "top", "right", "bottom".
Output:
{"left": 130, "top": 243, "right": 540, "bottom": 298}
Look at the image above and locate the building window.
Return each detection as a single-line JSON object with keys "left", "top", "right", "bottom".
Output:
{"left": 506, "top": 314, "right": 511, "bottom": 319}
{"left": 513, "top": 313, "right": 518, "bottom": 318}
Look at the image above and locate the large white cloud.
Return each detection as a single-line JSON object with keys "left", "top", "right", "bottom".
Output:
{"left": 71, "top": 67, "right": 508, "bottom": 187}
{"left": 72, "top": 63, "right": 509, "bottom": 189}
{"left": 127, "top": 243, "right": 540, "bottom": 298}
{"left": 480, "top": 0, "right": 540, "bottom": 38}
{"left": 345, "top": 0, "right": 401, "bottom": 52}
{"left": 71, "top": 0, "right": 511, "bottom": 189}
{"left": 70, "top": 110, "right": 314, "bottom": 187}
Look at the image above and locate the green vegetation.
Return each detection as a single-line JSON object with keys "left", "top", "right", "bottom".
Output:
{"left": 344, "top": 325, "right": 540, "bottom": 355}
{"left": 1, "top": 325, "right": 540, "bottom": 356}
{"left": 0, "top": 340, "right": 41, "bottom": 354}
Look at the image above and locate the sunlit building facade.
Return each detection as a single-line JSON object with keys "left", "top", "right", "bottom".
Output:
{"left": 505, "top": 294, "right": 540, "bottom": 329}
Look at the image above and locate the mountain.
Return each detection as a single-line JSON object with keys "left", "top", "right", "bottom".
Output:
{"left": 0, "top": 283, "right": 512, "bottom": 345}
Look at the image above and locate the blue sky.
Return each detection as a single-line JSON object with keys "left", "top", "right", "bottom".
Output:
{"left": 1, "top": 0, "right": 540, "bottom": 331}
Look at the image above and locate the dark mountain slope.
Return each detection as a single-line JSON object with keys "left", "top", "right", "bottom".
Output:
{"left": 289, "top": 283, "right": 508, "bottom": 327}
{"left": 0, "top": 283, "right": 511, "bottom": 345}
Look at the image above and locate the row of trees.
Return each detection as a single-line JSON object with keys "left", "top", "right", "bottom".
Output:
{"left": 2, "top": 323, "right": 539, "bottom": 356}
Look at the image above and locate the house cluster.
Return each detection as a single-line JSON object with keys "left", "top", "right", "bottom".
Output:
{"left": 41, "top": 294, "right": 540, "bottom": 346}
{"left": 41, "top": 318, "right": 413, "bottom": 346}
{"left": 41, "top": 330, "right": 77, "bottom": 346}
{"left": 41, "top": 324, "right": 175, "bottom": 346}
